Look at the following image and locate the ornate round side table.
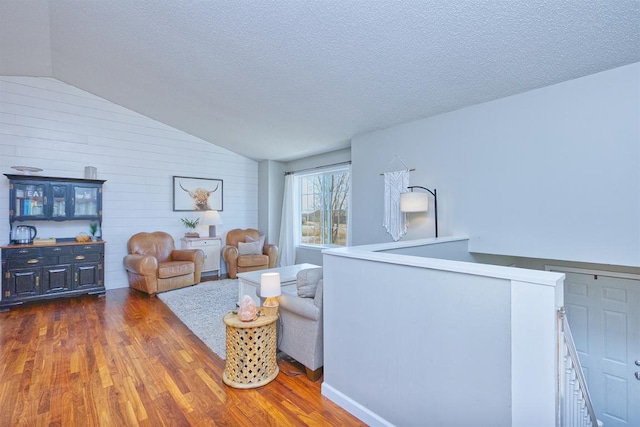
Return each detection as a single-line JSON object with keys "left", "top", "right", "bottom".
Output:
{"left": 222, "top": 311, "right": 279, "bottom": 389}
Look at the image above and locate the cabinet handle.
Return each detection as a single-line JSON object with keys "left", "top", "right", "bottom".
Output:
{"left": 75, "top": 273, "right": 78, "bottom": 282}
{"left": 27, "top": 259, "right": 39, "bottom": 264}
{"left": 75, "top": 255, "right": 85, "bottom": 260}
{"left": 36, "top": 277, "right": 39, "bottom": 287}
{"left": 44, "top": 196, "right": 47, "bottom": 205}
{"left": 19, "top": 250, "right": 28, "bottom": 254}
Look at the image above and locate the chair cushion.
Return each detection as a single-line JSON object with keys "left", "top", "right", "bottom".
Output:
{"left": 237, "top": 254, "right": 269, "bottom": 267}
{"left": 297, "top": 267, "right": 323, "bottom": 298}
{"left": 238, "top": 240, "right": 263, "bottom": 255}
{"left": 226, "top": 228, "right": 262, "bottom": 247}
{"left": 158, "top": 261, "right": 195, "bottom": 279}
{"left": 246, "top": 234, "right": 265, "bottom": 251}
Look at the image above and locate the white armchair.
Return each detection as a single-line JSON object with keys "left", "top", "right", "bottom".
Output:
{"left": 276, "top": 268, "right": 323, "bottom": 381}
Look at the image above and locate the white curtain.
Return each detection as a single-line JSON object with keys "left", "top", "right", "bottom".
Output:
{"left": 383, "top": 169, "right": 409, "bottom": 241}
{"left": 278, "top": 174, "right": 296, "bottom": 266}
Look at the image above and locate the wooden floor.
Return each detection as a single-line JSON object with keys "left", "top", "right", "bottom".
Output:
{"left": 0, "top": 288, "right": 366, "bottom": 427}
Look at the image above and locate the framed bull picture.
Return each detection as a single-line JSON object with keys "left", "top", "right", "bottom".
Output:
{"left": 173, "top": 176, "right": 223, "bottom": 211}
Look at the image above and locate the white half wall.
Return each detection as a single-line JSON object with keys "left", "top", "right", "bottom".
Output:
{"left": 351, "top": 62, "right": 640, "bottom": 267}
{"left": 321, "top": 238, "right": 564, "bottom": 426}
{"left": 322, "top": 251, "right": 513, "bottom": 426}
{"left": 0, "top": 77, "right": 258, "bottom": 289}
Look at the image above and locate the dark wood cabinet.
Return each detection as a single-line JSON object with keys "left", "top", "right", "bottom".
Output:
{"left": 2, "top": 174, "right": 107, "bottom": 310}
{"left": 1, "top": 241, "right": 105, "bottom": 309}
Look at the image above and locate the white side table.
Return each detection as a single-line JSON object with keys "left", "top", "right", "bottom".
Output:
{"left": 181, "top": 237, "right": 221, "bottom": 277}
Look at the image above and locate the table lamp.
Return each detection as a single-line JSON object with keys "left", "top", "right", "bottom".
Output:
{"left": 204, "top": 210, "right": 222, "bottom": 237}
{"left": 260, "top": 272, "right": 281, "bottom": 316}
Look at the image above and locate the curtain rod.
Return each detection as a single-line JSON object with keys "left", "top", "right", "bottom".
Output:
{"left": 284, "top": 161, "right": 351, "bottom": 176}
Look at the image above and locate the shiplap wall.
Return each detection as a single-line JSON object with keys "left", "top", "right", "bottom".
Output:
{"left": 0, "top": 77, "right": 258, "bottom": 290}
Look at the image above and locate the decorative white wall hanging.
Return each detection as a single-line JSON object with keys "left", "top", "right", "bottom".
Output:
{"left": 383, "top": 169, "right": 409, "bottom": 241}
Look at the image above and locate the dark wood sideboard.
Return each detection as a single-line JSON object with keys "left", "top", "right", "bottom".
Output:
{"left": 1, "top": 240, "right": 105, "bottom": 310}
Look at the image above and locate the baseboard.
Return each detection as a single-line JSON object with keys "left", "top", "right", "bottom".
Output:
{"left": 321, "top": 382, "right": 395, "bottom": 427}
{"left": 201, "top": 273, "right": 229, "bottom": 282}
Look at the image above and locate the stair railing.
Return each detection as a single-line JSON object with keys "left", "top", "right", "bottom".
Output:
{"left": 557, "top": 307, "right": 600, "bottom": 427}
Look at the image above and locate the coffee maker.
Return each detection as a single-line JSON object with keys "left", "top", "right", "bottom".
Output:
{"left": 12, "top": 225, "right": 37, "bottom": 244}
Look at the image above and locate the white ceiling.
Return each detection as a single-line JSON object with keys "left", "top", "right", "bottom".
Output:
{"left": 1, "top": 1, "right": 639, "bottom": 161}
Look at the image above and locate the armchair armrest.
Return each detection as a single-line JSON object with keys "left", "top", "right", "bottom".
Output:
{"left": 222, "top": 245, "right": 238, "bottom": 261}
{"left": 222, "top": 245, "right": 239, "bottom": 278}
{"left": 264, "top": 243, "right": 278, "bottom": 268}
{"left": 277, "top": 293, "right": 321, "bottom": 321}
{"left": 123, "top": 254, "right": 158, "bottom": 276}
{"left": 171, "top": 249, "right": 202, "bottom": 264}
{"left": 171, "top": 249, "right": 204, "bottom": 283}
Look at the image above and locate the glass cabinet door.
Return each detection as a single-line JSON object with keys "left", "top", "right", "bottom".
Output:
{"left": 51, "top": 184, "right": 68, "bottom": 218}
{"left": 73, "top": 185, "right": 99, "bottom": 217}
{"left": 12, "top": 182, "right": 46, "bottom": 218}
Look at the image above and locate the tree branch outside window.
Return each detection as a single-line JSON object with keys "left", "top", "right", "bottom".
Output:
{"left": 299, "top": 169, "right": 349, "bottom": 246}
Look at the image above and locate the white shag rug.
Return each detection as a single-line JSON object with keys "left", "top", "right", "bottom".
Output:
{"left": 158, "top": 279, "right": 238, "bottom": 359}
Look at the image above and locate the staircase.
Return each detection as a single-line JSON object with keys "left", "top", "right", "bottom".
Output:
{"left": 557, "top": 308, "right": 602, "bottom": 427}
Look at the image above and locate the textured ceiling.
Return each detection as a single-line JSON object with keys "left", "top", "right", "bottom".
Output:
{"left": 1, "top": 1, "right": 639, "bottom": 161}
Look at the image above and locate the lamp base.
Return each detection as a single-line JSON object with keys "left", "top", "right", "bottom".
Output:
{"left": 262, "top": 297, "right": 279, "bottom": 317}
{"left": 209, "top": 225, "right": 217, "bottom": 237}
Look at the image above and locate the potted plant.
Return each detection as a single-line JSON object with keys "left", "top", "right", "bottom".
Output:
{"left": 89, "top": 222, "right": 100, "bottom": 241}
{"left": 181, "top": 217, "right": 200, "bottom": 238}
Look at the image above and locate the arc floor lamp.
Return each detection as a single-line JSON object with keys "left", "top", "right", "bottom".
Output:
{"left": 400, "top": 186, "right": 438, "bottom": 238}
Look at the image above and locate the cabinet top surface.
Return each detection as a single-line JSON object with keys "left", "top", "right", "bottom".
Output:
{"left": 4, "top": 174, "right": 106, "bottom": 184}
{"left": 180, "top": 236, "right": 221, "bottom": 241}
{"left": 1, "top": 239, "right": 106, "bottom": 249}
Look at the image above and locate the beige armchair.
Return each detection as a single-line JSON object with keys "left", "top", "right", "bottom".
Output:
{"left": 123, "top": 231, "right": 204, "bottom": 295}
{"left": 277, "top": 267, "right": 324, "bottom": 381}
{"left": 222, "top": 228, "right": 278, "bottom": 279}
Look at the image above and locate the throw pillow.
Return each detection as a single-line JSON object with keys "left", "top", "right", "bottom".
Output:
{"left": 238, "top": 240, "right": 262, "bottom": 255}
{"left": 296, "top": 267, "right": 323, "bottom": 298}
{"left": 246, "top": 234, "right": 265, "bottom": 252}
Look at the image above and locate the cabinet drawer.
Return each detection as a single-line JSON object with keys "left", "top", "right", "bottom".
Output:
{"left": 3, "top": 247, "right": 42, "bottom": 259}
{"left": 59, "top": 253, "right": 102, "bottom": 263}
{"left": 41, "top": 246, "right": 72, "bottom": 256}
{"left": 187, "top": 239, "right": 220, "bottom": 248}
{"left": 73, "top": 244, "right": 104, "bottom": 254}
{"left": 7, "top": 256, "right": 57, "bottom": 269}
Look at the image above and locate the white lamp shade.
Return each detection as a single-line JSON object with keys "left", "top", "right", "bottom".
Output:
{"left": 203, "top": 210, "right": 222, "bottom": 225}
{"left": 400, "top": 192, "right": 429, "bottom": 212}
{"left": 260, "top": 272, "right": 281, "bottom": 297}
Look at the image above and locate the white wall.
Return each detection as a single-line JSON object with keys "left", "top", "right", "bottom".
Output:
{"left": 351, "top": 63, "right": 640, "bottom": 267}
{"left": 0, "top": 77, "right": 258, "bottom": 289}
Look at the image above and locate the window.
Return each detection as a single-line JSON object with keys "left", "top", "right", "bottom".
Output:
{"left": 298, "top": 167, "right": 350, "bottom": 246}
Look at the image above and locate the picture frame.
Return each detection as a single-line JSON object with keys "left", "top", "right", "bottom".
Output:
{"left": 173, "top": 176, "right": 223, "bottom": 211}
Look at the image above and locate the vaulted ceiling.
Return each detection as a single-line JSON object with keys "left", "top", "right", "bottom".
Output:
{"left": 1, "top": 1, "right": 639, "bottom": 161}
